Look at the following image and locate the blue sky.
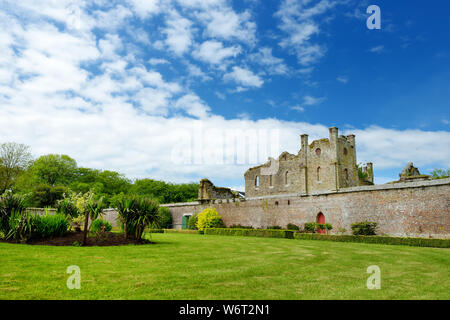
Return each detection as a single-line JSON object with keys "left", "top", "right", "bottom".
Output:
{"left": 0, "top": 0, "right": 449, "bottom": 191}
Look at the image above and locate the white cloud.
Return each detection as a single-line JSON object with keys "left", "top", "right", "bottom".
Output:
{"left": 127, "top": 0, "right": 161, "bottom": 19}
{"left": 224, "top": 66, "right": 263, "bottom": 88}
{"left": 186, "top": 63, "right": 212, "bottom": 81}
{"left": 369, "top": 45, "right": 385, "bottom": 54}
{"left": 303, "top": 95, "right": 326, "bottom": 106}
{"left": 249, "top": 47, "right": 289, "bottom": 75}
{"left": 337, "top": 76, "right": 349, "bottom": 83}
{"left": 163, "top": 10, "right": 194, "bottom": 55}
{"left": 193, "top": 40, "right": 241, "bottom": 65}
{"left": 290, "top": 105, "right": 305, "bottom": 112}
{"left": 148, "top": 58, "right": 170, "bottom": 65}
{"left": 276, "top": 0, "right": 339, "bottom": 66}
{"left": 175, "top": 94, "right": 211, "bottom": 118}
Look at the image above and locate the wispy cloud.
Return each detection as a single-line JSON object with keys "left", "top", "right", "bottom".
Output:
{"left": 337, "top": 76, "right": 349, "bottom": 83}
{"left": 369, "top": 45, "right": 385, "bottom": 54}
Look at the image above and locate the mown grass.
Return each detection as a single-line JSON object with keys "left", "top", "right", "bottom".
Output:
{"left": 0, "top": 233, "right": 449, "bottom": 300}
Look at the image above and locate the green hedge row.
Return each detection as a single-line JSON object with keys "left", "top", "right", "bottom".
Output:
{"left": 163, "top": 229, "right": 202, "bottom": 234}
{"left": 147, "top": 229, "right": 165, "bottom": 233}
{"left": 204, "top": 228, "right": 294, "bottom": 239}
{"left": 294, "top": 233, "right": 450, "bottom": 248}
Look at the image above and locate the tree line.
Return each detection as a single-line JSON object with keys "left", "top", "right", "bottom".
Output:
{"left": 0, "top": 142, "right": 199, "bottom": 207}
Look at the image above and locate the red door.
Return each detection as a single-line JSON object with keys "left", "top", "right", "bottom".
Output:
{"left": 317, "top": 213, "right": 325, "bottom": 234}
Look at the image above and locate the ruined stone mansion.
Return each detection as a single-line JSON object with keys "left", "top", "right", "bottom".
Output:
{"left": 95, "top": 127, "right": 448, "bottom": 238}
{"left": 161, "top": 126, "right": 450, "bottom": 238}
{"left": 244, "top": 127, "right": 373, "bottom": 198}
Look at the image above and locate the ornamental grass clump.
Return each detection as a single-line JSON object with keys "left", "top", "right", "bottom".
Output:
{"left": 115, "top": 195, "right": 160, "bottom": 241}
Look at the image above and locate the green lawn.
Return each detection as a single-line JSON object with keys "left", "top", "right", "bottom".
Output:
{"left": 0, "top": 233, "right": 449, "bottom": 300}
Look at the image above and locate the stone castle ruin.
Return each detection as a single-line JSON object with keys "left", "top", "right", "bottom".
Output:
{"left": 244, "top": 127, "right": 373, "bottom": 197}
{"left": 96, "top": 126, "right": 448, "bottom": 238}
{"left": 166, "top": 126, "right": 450, "bottom": 238}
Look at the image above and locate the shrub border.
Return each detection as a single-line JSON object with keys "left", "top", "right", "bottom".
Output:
{"left": 163, "top": 229, "right": 202, "bottom": 234}
{"left": 204, "top": 228, "right": 294, "bottom": 239}
{"left": 151, "top": 228, "right": 450, "bottom": 248}
{"left": 294, "top": 233, "right": 450, "bottom": 248}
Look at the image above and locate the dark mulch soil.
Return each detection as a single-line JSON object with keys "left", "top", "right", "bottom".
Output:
{"left": 0, "top": 231, "right": 153, "bottom": 246}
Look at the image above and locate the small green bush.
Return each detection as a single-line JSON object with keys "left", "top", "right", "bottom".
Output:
{"left": 304, "top": 222, "right": 317, "bottom": 233}
{"left": 90, "top": 219, "right": 112, "bottom": 234}
{"left": 287, "top": 223, "right": 300, "bottom": 231}
{"left": 351, "top": 221, "right": 378, "bottom": 235}
{"left": 266, "top": 225, "right": 282, "bottom": 230}
{"left": 294, "top": 233, "right": 450, "bottom": 248}
{"left": 205, "top": 228, "right": 294, "bottom": 239}
{"left": 187, "top": 213, "right": 198, "bottom": 230}
{"left": 34, "top": 214, "right": 69, "bottom": 239}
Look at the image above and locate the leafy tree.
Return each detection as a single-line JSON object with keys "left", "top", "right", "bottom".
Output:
{"left": 0, "top": 142, "right": 33, "bottom": 193}
{"left": 31, "top": 154, "right": 77, "bottom": 186}
{"left": 130, "top": 179, "right": 198, "bottom": 204}
{"left": 30, "top": 184, "right": 68, "bottom": 207}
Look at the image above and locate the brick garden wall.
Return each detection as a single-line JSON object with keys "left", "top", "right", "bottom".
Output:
{"left": 28, "top": 178, "right": 449, "bottom": 238}
{"left": 164, "top": 178, "right": 450, "bottom": 238}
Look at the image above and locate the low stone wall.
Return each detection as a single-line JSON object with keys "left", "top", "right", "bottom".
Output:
{"left": 164, "top": 178, "right": 450, "bottom": 239}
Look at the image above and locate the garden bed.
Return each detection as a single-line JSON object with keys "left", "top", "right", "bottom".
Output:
{"left": 0, "top": 231, "right": 152, "bottom": 246}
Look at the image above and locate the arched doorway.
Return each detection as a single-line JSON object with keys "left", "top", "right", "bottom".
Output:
{"left": 317, "top": 212, "right": 325, "bottom": 234}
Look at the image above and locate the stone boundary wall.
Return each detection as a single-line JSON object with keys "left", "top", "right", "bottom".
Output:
{"left": 165, "top": 178, "right": 450, "bottom": 238}
{"left": 24, "top": 178, "right": 450, "bottom": 238}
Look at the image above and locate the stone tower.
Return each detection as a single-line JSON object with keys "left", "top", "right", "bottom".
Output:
{"left": 244, "top": 127, "right": 371, "bottom": 197}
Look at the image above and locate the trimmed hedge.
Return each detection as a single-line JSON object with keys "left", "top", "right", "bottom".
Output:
{"left": 204, "top": 228, "right": 294, "bottom": 239}
{"left": 147, "top": 229, "right": 164, "bottom": 233}
{"left": 163, "top": 229, "right": 202, "bottom": 234}
{"left": 294, "top": 233, "right": 450, "bottom": 248}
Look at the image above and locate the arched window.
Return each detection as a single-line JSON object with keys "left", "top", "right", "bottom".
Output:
{"left": 344, "top": 168, "right": 349, "bottom": 181}
{"left": 285, "top": 171, "right": 289, "bottom": 185}
{"left": 255, "top": 176, "right": 259, "bottom": 187}
{"left": 269, "top": 175, "right": 273, "bottom": 187}
{"left": 317, "top": 167, "right": 321, "bottom": 181}
{"left": 343, "top": 148, "right": 348, "bottom": 155}
{"left": 315, "top": 148, "right": 321, "bottom": 156}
